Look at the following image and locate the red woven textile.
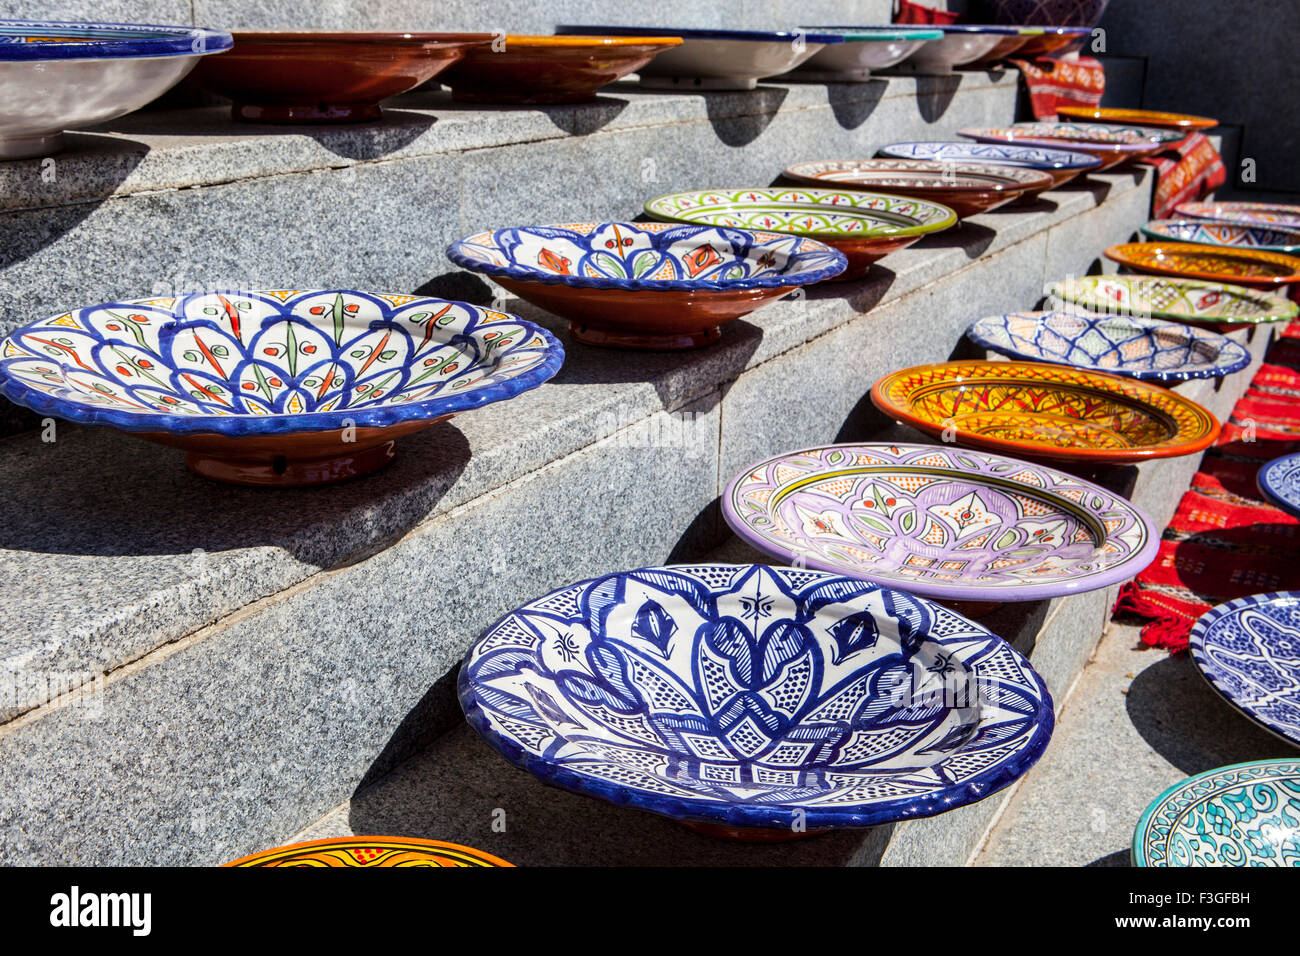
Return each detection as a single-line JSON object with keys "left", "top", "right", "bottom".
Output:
{"left": 1141, "top": 132, "right": 1227, "bottom": 219}
{"left": 893, "top": 0, "right": 961, "bottom": 24}
{"left": 1113, "top": 323, "right": 1300, "bottom": 652}
{"left": 1010, "top": 56, "right": 1105, "bottom": 119}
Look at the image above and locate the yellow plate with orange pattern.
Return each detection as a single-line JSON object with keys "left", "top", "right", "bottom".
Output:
{"left": 1105, "top": 242, "right": 1300, "bottom": 288}
{"left": 1058, "top": 106, "right": 1217, "bottom": 130}
{"left": 223, "top": 836, "right": 515, "bottom": 867}
{"left": 870, "top": 360, "right": 1220, "bottom": 464}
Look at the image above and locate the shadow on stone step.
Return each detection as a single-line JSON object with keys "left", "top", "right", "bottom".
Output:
{"left": 704, "top": 86, "right": 789, "bottom": 147}
{"left": 1086, "top": 848, "right": 1131, "bottom": 867}
{"left": 913, "top": 74, "right": 961, "bottom": 123}
{"left": 824, "top": 81, "right": 886, "bottom": 130}
{"left": 913, "top": 221, "right": 997, "bottom": 259}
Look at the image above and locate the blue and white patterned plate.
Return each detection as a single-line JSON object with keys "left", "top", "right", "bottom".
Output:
{"left": 1133, "top": 759, "right": 1300, "bottom": 866}
{"left": 878, "top": 140, "right": 1101, "bottom": 172}
{"left": 1258, "top": 454, "right": 1300, "bottom": 520}
{"left": 0, "top": 19, "right": 230, "bottom": 59}
{"left": 967, "top": 310, "right": 1251, "bottom": 383}
{"left": 459, "top": 563, "right": 1055, "bottom": 833}
{"left": 1142, "top": 219, "right": 1300, "bottom": 256}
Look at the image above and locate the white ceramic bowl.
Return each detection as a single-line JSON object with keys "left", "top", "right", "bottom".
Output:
{"left": 790, "top": 27, "right": 940, "bottom": 81}
{"left": 897, "top": 29, "right": 1006, "bottom": 75}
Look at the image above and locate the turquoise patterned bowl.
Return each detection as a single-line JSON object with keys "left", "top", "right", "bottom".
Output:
{"left": 1141, "top": 218, "right": 1300, "bottom": 256}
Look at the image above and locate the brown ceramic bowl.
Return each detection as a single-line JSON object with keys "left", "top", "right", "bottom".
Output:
{"left": 437, "top": 34, "right": 683, "bottom": 104}
{"left": 189, "top": 31, "right": 493, "bottom": 122}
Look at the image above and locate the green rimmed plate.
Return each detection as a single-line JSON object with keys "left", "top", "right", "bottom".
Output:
{"left": 1048, "top": 274, "right": 1298, "bottom": 328}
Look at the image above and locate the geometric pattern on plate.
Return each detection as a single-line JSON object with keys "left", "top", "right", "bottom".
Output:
{"left": 1189, "top": 592, "right": 1300, "bottom": 747}
{"left": 966, "top": 310, "right": 1251, "bottom": 382}
{"left": 0, "top": 19, "right": 230, "bottom": 59}
{"left": 1048, "top": 275, "right": 1299, "bottom": 325}
{"left": 224, "top": 836, "right": 514, "bottom": 867}
{"left": 781, "top": 158, "right": 1050, "bottom": 191}
{"left": 877, "top": 140, "right": 1101, "bottom": 170}
{"left": 458, "top": 563, "right": 1055, "bottom": 829}
{"left": 1176, "top": 201, "right": 1300, "bottom": 229}
{"left": 1257, "top": 453, "right": 1300, "bottom": 520}
{"left": 1105, "top": 242, "right": 1300, "bottom": 283}
{"left": 1140, "top": 219, "right": 1300, "bottom": 254}
{"left": 0, "top": 289, "right": 563, "bottom": 436}
{"left": 1133, "top": 759, "right": 1300, "bottom": 867}
{"left": 722, "top": 443, "right": 1158, "bottom": 602}
{"left": 980, "top": 121, "right": 1184, "bottom": 144}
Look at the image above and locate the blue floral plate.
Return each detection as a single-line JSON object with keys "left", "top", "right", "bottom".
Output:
{"left": 1141, "top": 218, "right": 1300, "bottom": 256}
{"left": 966, "top": 310, "right": 1251, "bottom": 382}
{"left": 1133, "top": 759, "right": 1300, "bottom": 866}
{"left": 459, "top": 563, "right": 1055, "bottom": 838}
{"left": 877, "top": 140, "right": 1101, "bottom": 186}
{"left": 1258, "top": 454, "right": 1300, "bottom": 520}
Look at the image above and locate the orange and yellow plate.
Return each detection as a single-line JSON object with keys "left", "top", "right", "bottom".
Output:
{"left": 223, "top": 836, "right": 515, "bottom": 867}
{"left": 1058, "top": 106, "right": 1217, "bottom": 131}
{"left": 1105, "top": 242, "right": 1300, "bottom": 289}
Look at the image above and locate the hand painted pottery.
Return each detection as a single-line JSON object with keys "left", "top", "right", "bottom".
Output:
{"left": 224, "top": 836, "right": 514, "bottom": 867}
{"left": 781, "top": 159, "right": 1052, "bottom": 216}
{"left": 447, "top": 222, "right": 845, "bottom": 350}
{"left": 966, "top": 310, "right": 1251, "bottom": 382}
{"left": 1104, "top": 242, "right": 1300, "bottom": 290}
{"left": 0, "top": 289, "right": 563, "bottom": 486}
{"left": 787, "top": 27, "right": 941, "bottom": 80}
{"left": 1133, "top": 760, "right": 1300, "bottom": 867}
{"left": 555, "top": 25, "right": 842, "bottom": 90}
{"left": 1141, "top": 219, "right": 1300, "bottom": 256}
{"left": 1011, "top": 26, "right": 1093, "bottom": 59}
{"left": 965, "top": 29, "right": 1038, "bottom": 67}
{"left": 1188, "top": 592, "right": 1300, "bottom": 748}
{"left": 1048, "top": 274, "right": 1298, "bottom": 327}
{"left": 877, "top": 140, "right": 1102, "bottom": 188}
{"left": 1257, "top": 453, "right": 1300, "bottom": 520}
{"left": 188, "top": 31, "right": 492, "bottom": 122}
{"left": 643, "top": 188, "right": 957, "bottom": 281}
{"left": 1176, "top": 201, "right": 1300, "bottom": 230}
{"left": 870, "top": 360, "right": 1221, "bottom": 464}
{"left": 888, "top": 26, "right": 1009, "bottom": 74}
{"left": 435, "top": 34, "right": 683, "bottom": 104}
{"left": 960, "top": 123, "right": 1180, "bottom": 170}
{"left": 723, "top": 443, "right": 1158, "bottom": 604}
{"left": 987, "top": 0, "right": 1110, "bottom": 29}
{"left": 1058, "top": 105, "right": 1217, "bottom": 131}
{"left": 459, "top": 563, "right": 1055, "bottom": 838}
{"left": 0, "top": 19, "right": 232, "bottom": 159}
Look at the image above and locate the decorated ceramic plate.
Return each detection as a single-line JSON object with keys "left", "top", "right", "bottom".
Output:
{"left": 787, "top": 26, "right": 941, "bottom": 80}
{"left": 723, "top": 443, "right": 1158, "bottom": 603}
{"left": 446, "top": 221, "right": 845, "bottom": 350}
{"left": 1048, "top": 274, "right": 1298, "bottom": 327}
{"left": 1188, "top": 592, "right": 1300, "bottom": 747}
{"left": 0, "top": 289, "right": 563, "bottom": 485}
{"left": 877, "top": 140, "right": 1102, "bottom": 187}
{"left": 1133, "top": 760, "right": 1300, "bottom": 867}
{"left": 225, "top": 836, "right": 515, "bottom": 866}
{"left": 1141, "top": 219, "right": 1300, "bottom": 256}
{"left": 966, "top": 310, "right": 1251, "bottom": 382}
{"left": 1176, "top": 201, "right": 1300, "bottom": 229}
{"left": 643, "top": 187, "right": 957, "bottom": 281}
{"left": 959, "top": 123, "right": 1178, "bottom": 169}
{"left": 870, "top": 360, "right": 1221, "bottom": 463}
{"left": 781, "top": 159, "right": 1052, "bottom": 216}
{"left": 1058, "top": 105, "right": 1217, "bottom": 130}
{"left": 1257, "top": 453, "right": 1300, "bottom": 520}
{"left": 1009, "top": 25, "right": 1092, "bottom": 58}
{"left": 1105, "top": 242, "right": 1300, "bottom": 288}
{"left": 459, "top": 563, "right": 1055, "bottom": 837}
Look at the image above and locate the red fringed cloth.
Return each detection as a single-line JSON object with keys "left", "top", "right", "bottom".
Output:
{"left": 1113, "top": 322, "right": 1300, "bottom": 652}
{"left": 893, "top": 0, "right": 961, "bottom": 24}
{"left": 1141, "top": 132, "right": 1227, "bottom": 219}
{"left": 1010, "top": 57, "right": 1105, "bottom": 119}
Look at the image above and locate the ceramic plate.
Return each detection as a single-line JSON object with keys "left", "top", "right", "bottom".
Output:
{"left": 871, "top": 360, "right": 1221, "bottom": 464}
{"left": 643, "top": 187, "right": 956, "bottom": 281}
{"left": 807, "top": 24, "right": 1014, "bottom": 73}
{"left": 1058, "top": 105, "right": 1217, "bottom": 130}
{"left": 878, "top": 140, "right": 1101, "bottom": 187}
{"left": 1048, "top": 274, "right": 1298, "bottom": 326}
{"left": 1141, "top": 219, "right": 1300, "bottom": 256}
{"left": 1010, "top": 25, "right": 1092, "bottom": 58}
{"left": 225, "top": 836, "right": 515, "bottom": 867}
{"left": 459, "top": 563, "right": 1055, "bottom": 835}
{"left": 1188, "top": 592, "right": 1300, "bottom": 747}
{"left": 967, "top": 310, "right": 1251, "bottom": 382}
{"left": 1133, "top": 760, "right": 1300, "bottom": 867}
{"left": 788, "top": 27, "right": 941, "bottom": 80}
{"left": 1176, "top": 201, "right": 1300, "bottom": 229}
{"left": 0, "top": 289, "right": 563, "bottom": 485}
{"left": 781, "top": 159, "right": 1052, "bottom": 216}
{"left": 1257, "top": 453, "right": 1300, "bottom": 520}
{"left": 723, "top": 443, "right": 1158, "bottom": 603}
{"left": 447, "top": 221, "right": 846, "bottom": 349}
{"left": 1105, "top": 242, "right": 1300, "bottom": 288}
{"left": 960, "top": 123, "right": 1178, "bottom": 169}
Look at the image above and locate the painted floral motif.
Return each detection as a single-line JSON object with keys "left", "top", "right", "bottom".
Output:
{"left": 459, "top": 564, "right": 1055, "bottom": 829}
{"left": 1258, "top": 453, "right": 1300, "bottom": 520}
{"left": 783, "top": 158, "right": 1049, "bottom": 191}
{"left": 1106, "top": 243, "right": 1300, "bottom": 282}
{"left": 1049, "top": 274, "right": 1298, "bottom": 325}
{"left": 1134, "top": 760, "right": 1300, "bottom": 867}
{"left": 878, "top": 140, "right": 1100, "bottom": 171}
{"left": 974, "top": 122, "right": 1182, "bottom": 145}
{"left": 1177, "top": 201, "right": 1300, "bottom": 229}
{"left": 722, "top": 443, "right": 1156, "bottom": 602}
{"left": 1141, "top": 219, "right": 1300, "bottom": 254}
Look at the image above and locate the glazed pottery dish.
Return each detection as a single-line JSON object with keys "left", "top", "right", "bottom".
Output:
{"left": 960, "top": 123, "right": 1180, "bottom": 170}
{"left": 781, "top": 159, "right": 1052, "bottom": 216}
{"left": 1005, "top": 25, "right": 1091, "bottom": 59}
{"left": 643, "top": 187, "right": 957, "bottom": 281}
{"left": 1176, "top": 201, "right": 1300, "bottom": 230}
{"left": 1188, "top": 592, "right": 1300, "bottom": 748}
{"left": 459, "top": 563, "right": 1055, "bottom": 839}
{"left": 446, "top": 221, "right": 846, "bottom": 350}
{"left": 723, "top": 443, "right": 1158, "bottom": 604}
{"left": 882, "top": 25, "right": 1012, "bottom": 74}
{"left": 0, "top": 289, "right": 563, "bottom": 485}
{"left": 1104, "top": 242, "right": 1300, "bottom": 290}
{"left": 1048, "top": 274, "right": 1299, "bottom": 327}
{"left": 1133, "top": 760, "right": 1300, "bottom": 867}
{"left": 435, "top": 34, "right": 683, "bottom": 104}
{"left": 1141, "top": 219, "right": 1300, "bottom": 256}
{"left": 871, "top": 360, "right": 1220, "bottom": 464}
{"left": 225, "top": 837, "right": 514, "bottom": 867}
{"left": 987, "top": 0, "right": 1110, "bottom": 29}
{"left": 0, "top": 19, "right": 232, "bottom": 159}
{"left": 1058, "top": 105, "right": 1217, "bottom": 130}
{"left": 555, "top": 25, "right": 841, "bottom": 89}
{"left": 966, "top": 310, "right": 1251, "bottom": 383}
{"left": 188, "top": 31, "right": 492, "bottom": 122}
{"left": 1258, "top": 453, "right": 1300, "bottom": 520}
{"left": 877, "top": 140, "right": 1102, "bottom": 187}
{"left": 786, "top": 27, "right": 940, "bottom": 80}
{"left": 965, "top": 28, "right": 1038, "bottom": 67}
